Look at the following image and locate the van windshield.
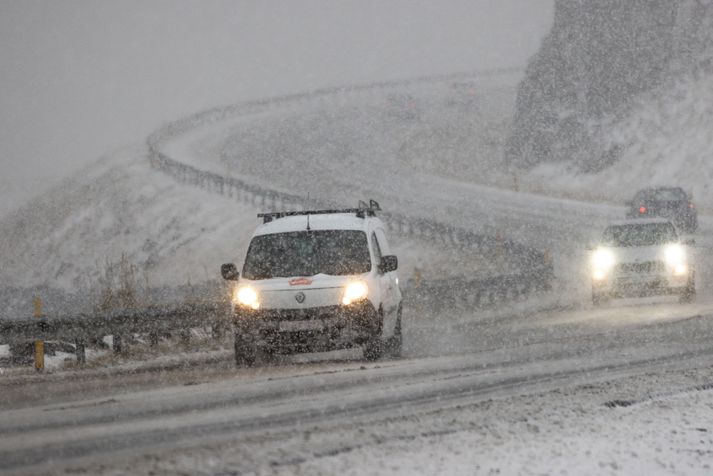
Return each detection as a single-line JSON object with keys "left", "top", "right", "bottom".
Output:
{"left": 242, "top": 230, "right": 371, "bottom": 279}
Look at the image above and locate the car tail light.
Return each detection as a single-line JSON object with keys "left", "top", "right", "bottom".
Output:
{"left": 639, "top": 206, "right": 647, "bottom": 214}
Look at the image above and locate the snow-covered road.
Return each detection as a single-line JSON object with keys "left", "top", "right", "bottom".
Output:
{"left": 3, "top": 300, "right": 713, "bottom": 474}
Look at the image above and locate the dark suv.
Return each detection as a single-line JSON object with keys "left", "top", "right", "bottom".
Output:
{"left": 626, "top": 187, "right": 697, "bottom": 233}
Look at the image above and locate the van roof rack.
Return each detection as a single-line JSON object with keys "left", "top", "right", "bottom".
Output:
{"left": 258, "top": 199, "right": 381, "bottom": 223}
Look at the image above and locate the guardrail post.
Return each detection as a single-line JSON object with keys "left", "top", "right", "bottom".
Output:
{"left": 211, "top": 321, "right": 224, "bottom": 340}
{"left": 34, "top": 340, "right": 44, "bottom": 371}
{"left": 148, "top": 331, "right": 159, "bottom": 347}
{"left": 112, "top": 334, "right": 123, "bottom": 353}
{"left": 475, "top": 290, "right": 483, "bottom": 308}
{"left": 75, "top": 339, "right": 86, "bottom": 365}
{"left": 33, "top": 297, "right": 44, "bottom": 372}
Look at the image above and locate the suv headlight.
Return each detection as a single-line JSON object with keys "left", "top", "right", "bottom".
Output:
{"left": 342, "top": 281, "right": 368, "bottom": 305}
{"left": 673, "top": 263, "right": 689, "bottom": 276}
{"left": 233, "top": 286, "right": 260, "bottom": 310}
{"left": 591, "top": 247, "right": 615, "bottom": 279}
{"left": 664, "top": 244, "right": 686, "bottom": 267}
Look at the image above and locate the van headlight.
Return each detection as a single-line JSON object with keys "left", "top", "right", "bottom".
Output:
{"left": 664, "top": 244, "right": 686, "bottom": 268}
{"left": 233, "top": 286, "right": 260, "bottom": 310}
{"left": 342, "top": 281, "right": 368, "bottom": 306}
{"left": 591, "top": 247, "right": 615, "bottom": 279}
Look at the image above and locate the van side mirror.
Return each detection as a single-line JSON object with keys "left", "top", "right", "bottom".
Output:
{"left": 221, "top": 263, "right": 239, "bottom": 281}
{"left": 379, "top": 255, "right": 398, "bottom": 273}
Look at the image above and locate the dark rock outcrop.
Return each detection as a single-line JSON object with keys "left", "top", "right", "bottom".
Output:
{"left": 507, "top": 0, "right": 713, "bottom": 172}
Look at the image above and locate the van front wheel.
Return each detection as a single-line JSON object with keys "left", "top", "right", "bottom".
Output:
{"left": 386, "top": 305, "right": 403, "bottom": 358}
{"left": 234, "top": 333, "right": 257, "bottom": 367}
{"left": 363, "top": 335, "right": 384, "bottom": 361}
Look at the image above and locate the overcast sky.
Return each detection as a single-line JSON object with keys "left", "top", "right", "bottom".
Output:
{"left": 0, "top": 0, "right": 553, "bottom": 215}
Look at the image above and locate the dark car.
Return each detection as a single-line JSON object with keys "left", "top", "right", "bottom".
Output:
{"left": 626, "top": 187, "right": 697, "bottom": 233}
{"left": 446, "top": 81, "right": 478, "bottom": 109}
{"left": 384, "top": 93, "right": 420, "bottom": 120}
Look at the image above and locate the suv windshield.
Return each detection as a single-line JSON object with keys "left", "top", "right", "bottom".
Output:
{"left": 602, "top": 222, "right": 678, "bottom": 247}
{"left": 242, "top": 230, "right": 371, "bottom": 279}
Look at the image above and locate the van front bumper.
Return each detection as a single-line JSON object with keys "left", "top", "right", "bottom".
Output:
{"left": 233, "top": 301, "right": 381, "bottom": 353}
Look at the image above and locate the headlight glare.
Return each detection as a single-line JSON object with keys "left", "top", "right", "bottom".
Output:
{"left": 591, "top": 247, "right": 615, "bottom": 272}
{"left": 342, "top": 281, "right": 368, "bottom": 305}
{"left": 664, "top": 244, "right": 686, "bottom": 267}
{"left": 234, "top": 286, "right": 260, "bottom": 309}
{"left": 673, "top": 263, "right": 688, "bottom": 276}
{"left": 592, "top": 269, "right": 607, "bottom": 281}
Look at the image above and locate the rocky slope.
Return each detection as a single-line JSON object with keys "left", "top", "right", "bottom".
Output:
{"left": 506, "top": 0, "right": 713, "bottom": 173}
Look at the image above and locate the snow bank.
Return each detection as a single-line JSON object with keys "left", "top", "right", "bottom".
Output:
{"left": 271, "top": 371, "right": 713, "bottom": 476}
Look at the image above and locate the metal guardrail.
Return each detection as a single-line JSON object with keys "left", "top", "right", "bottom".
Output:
{"left": 405, "top": 270, "right": 553, "bottom": 313}
{"left": 0, "top": 303, "right": 227, "bottom": 364}
{"left": 148, "top": 150, "right": 547, "bottom": 267}
{"left": 0, "top": 272, "right": 549, "bottom": 367}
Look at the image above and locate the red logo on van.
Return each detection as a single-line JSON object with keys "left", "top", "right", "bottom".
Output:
{"left": 289, "top": 277, "right": 313, "bottom": 286}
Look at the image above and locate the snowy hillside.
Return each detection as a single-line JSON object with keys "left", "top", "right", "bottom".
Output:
{"left": 497, "top": 0, "right": 713, "bottom": 209}
{"left": 514, "top": 71, "right": 713, "bottom": 209}
{"left": 0, "top": 147, "right": 257, "bottom": 293}
{"left": 506, "top": 0, "right": 678, "bottom": 170}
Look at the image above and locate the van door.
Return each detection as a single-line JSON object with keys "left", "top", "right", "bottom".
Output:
{"left": 373, "top": 228, "right": 399, "bottom": 337}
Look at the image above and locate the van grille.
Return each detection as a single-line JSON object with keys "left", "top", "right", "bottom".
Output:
{"left": 258, "top": 306, "right": 342, "bottom": 321}
{"left": 239, "top": 301, "right": 377, "bottom": 322}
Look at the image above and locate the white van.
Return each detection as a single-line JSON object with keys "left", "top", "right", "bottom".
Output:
{"left": 221, "top": 201, "right": 402, "bottom": 366}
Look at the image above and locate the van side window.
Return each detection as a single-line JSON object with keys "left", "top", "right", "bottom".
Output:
{"left": 375, "top": 229, "right": 390, "bottom": 255}
{"left": 371, "top": 232, "right": 382, "bottom": 271}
